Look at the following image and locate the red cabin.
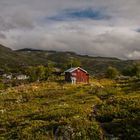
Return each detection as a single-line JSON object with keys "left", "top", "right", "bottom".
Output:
{"left": 64, "top": 67, "right": 89, "bottom": 84}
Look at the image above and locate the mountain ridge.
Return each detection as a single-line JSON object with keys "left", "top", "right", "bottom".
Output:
{"left": 0, "top": 44, "right": 136, "bottom": 75}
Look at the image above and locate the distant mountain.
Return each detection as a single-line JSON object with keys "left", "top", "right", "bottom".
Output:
{"left": 17, "top": 48, "right": 46, "bottom": 52}
{"left": 0, "top": 45, "right": 135, "bottom": 75}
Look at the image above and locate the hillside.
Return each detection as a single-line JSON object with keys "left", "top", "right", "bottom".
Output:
{"left": 0, "top": 44, "right": 33, "bottom": 68}
{"left": 0, "top": 44, "right": 135, "bottom": 75}
{"left": 0, "top": 79, "right": 140, "bottom": 139}
{"left": 0, "top": 44, "right": 20, "bottom": 67}
{"left": 16, "top": 48, "right": 135, "bottom": 75}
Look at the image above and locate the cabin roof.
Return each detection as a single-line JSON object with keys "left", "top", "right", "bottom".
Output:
{"left": 64, "top": 67, "right": 88, "bottom": 73}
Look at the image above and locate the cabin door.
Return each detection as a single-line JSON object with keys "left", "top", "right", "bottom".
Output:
{"left": 71, "top": 77, "right": 76, "bottom": 84}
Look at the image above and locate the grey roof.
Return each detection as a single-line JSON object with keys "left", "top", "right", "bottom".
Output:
{"left": 64, "top": 67, "right": 77, "bottom": 73}
{"left": 64, "top": 67, "right": 88, "bottom": 73}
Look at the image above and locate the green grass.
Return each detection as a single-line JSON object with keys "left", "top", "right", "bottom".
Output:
{"left": 0, "top": 82, "right": 103, "bottom": 140}
{"left": 0, "top": 78, "right": 140, "bottom": 139}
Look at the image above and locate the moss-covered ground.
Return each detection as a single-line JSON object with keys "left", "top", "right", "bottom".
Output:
{"left": 0, "top": 78, "right": 140, "bottom": 140}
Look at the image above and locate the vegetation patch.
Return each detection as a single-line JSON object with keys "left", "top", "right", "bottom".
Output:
{"left": 0, "top": 77, "right": 140, "bottom": 139}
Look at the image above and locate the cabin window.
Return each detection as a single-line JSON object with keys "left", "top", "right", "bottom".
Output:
{"left": 72, "top": 73, "right": 76, "bottom": 76}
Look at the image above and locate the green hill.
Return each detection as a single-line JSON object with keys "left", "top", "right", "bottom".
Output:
{"left": 0, "top": 44, "right": 33, "bottom": 68}
{"left": 0, "top": 44, "right": 135, "bottom": 75}
{"left": 0, "top": 44, "right": 20, "bottom": 67}
{"left": 16, "top": 48, "right": 134, "bottom": 75}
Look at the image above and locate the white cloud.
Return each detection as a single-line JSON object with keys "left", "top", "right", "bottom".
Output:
{"left": 127, "top": 51, "right": 140, "bottom": 60}
{"left": 0, "top": 0, "right": 140, "bottom": 59}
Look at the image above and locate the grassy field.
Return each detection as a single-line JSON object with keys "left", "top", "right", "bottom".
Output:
{"left": 0, "top": 78, "right": 140, "bottom": 140}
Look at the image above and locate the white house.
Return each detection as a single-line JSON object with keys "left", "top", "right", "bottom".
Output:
{"left": 15, "top": 74, "right": 29, "bottom": 80}
{"left": 2, "top": 74, "right": 13, "bottom": 79}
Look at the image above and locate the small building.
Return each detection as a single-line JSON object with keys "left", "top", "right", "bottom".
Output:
{"left": 2, "top": 74, "right": 13, "bottom": 80}
{"left": 64, "top": 67, "right": 89, "bottom": 84}
{"left": 52, "top": 68, "right": 62, "bottom": 76}
{"left": 15, "top": 74, "right": 29, "bottom": 80}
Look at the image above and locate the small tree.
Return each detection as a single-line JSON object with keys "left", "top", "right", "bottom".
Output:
{"left": 26, "top": 66, "right": 38, "bottom": 82}
{"left": 106, "top": 66, "right": 119, "bottom": 79}
{"left": 123, "top": 63, "right": 140, "bottom": 77}
{"left": 134, "top": 63, "right": 140, "bottom": 77}
{"left": 67, "top": 58, "right": 81, "bottom": 68}
{"left": 44, "top": 63, "right": 54, "bottom": 80}
{"left": 122, "top": 65, "right": 135, "bottom": 77}
{"left": 36, "top": 65, "right": 46, "bottom": 81}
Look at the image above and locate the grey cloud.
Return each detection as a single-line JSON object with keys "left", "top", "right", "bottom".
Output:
{"left": 0, "top": 11, "right": 35, "bottom": 31}
{"left": 0, "top": 32, "right": 6, "bottom": 39}
{"left": 136, "top": 29, "right": 140, "bottom": 33}
{"left": 0, "top": 0, "right": 140, "bottom": 59}
{"left": 3, "top": 22, "right": 140, "bottom": 59}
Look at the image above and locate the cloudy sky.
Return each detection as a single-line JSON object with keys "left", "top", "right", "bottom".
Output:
{"left": 0, "top": 0, "right": 140, "bottom": 59}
